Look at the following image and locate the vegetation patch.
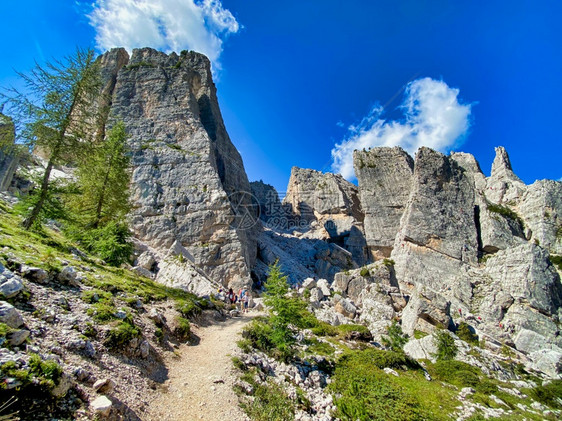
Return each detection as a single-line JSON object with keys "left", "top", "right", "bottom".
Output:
{"left": 104, "top": 321, "right": 140, "bottom": 350}
{"left": 487, "top": 203, "right": 524, "bottom": 228}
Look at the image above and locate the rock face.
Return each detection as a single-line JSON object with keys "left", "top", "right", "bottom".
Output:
{"left": 250, "top": 180, "right": 282, "bottom": 225}
{"left": 0, "top": 112, "right": 18, "bottom": 192}
{"left": 354, "top": 147, "right": 414, "bottom": 259}
{"left": 281, "top": 167, "right": 368, "bottom": 266}
{"left": 96, "top": 48, "right": 258, "bottom": 288}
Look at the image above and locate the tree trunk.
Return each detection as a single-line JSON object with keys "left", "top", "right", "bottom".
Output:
{"left": 22, "top": 157, "right": 55, "bottom": 229}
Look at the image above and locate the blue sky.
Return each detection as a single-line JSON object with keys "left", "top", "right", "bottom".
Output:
{"left": 1, "top": 1, "right": 561, "bottom": 192}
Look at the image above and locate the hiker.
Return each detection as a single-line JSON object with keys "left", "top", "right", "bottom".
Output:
{"left": 243, "top": 290, "right": 250, "bottom": 313}
{"left": 239, "top": 288, "right": 247, "bottom": 313}
{"left": 227, "top": 288, "right": 236, "bottom": 304}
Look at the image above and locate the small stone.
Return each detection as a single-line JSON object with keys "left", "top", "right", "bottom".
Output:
{"left": 91, "top": 395, "right": 112, "bottom": 417}
{"left": 73, "top": 367, "right": 90, "bottom": 382}
{"left": 7, "top": 329, "right": 29, "bottom": 346}
{"left": 139, "top": 340, "right": 150, "bottom": 359}
{"left": 53, "top": 297, "right": 70, "bottom": 310}
{"left": 57, "top": 266, "right": 79, "bottom": 285}
{"left": 383, "top": 367, "right": 399, "bottom": 377}
{"left": 93, "top": 378, "right": 115, "bottom": 394}
{"left": 114, "top": 309, "right": 127, "bottom": 320}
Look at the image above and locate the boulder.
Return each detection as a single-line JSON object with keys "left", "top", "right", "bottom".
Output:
{"left": 20, "top": 265, "right": 49, "bottom": 284}
{"left": 334, "top": 297, "right": 356, "bottom": 319}
{"left": 0, "top": 301, "right": 24, "bottom": 328}
{"left": 7, "top": 329, "right": 29, "bottom": 346}
{"left": 316, "top": 279, "right": 331, "bottom": 297}
{"left": 0, "top": 276, "right": 24, "bottom": 299}
{"left": 404, "top": 335, "right": 437, "bottom": 361}
{"left": 528, "top": 349, "right": 562, "bottom": 378}
{"left": 91, "top": 395, "right": 112, "bottom": 417}
{"left": 402, "top": 287, "right": 451, "bottom": 336}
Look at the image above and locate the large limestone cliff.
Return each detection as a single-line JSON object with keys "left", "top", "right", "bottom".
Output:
{"left": 97, "top": 48, "right": 258, "bottom": 289}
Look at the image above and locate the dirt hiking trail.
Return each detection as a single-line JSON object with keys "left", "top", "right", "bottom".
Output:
{"left": 146, "top": 314, "right": 255, "bottom": 421}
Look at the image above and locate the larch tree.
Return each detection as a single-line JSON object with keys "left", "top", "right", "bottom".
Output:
{"left": 2, "top": 48, "right": 101, "bottom": 229}
{"left": 73, "top": 120, "right": 131, "bottom": 229}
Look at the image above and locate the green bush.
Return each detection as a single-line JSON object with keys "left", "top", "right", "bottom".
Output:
{"left": 174, "top": 316, "right": 190, "bottom": 340}
{"left": 87, "top": 302, "right": 117, "bottom": 322}
{"left": 550, "top": 255, "right": 562, "bottom": 271}
{"left": 428, "top": 360, "right": 497, "bottom": 395}
{"left": 104, "top": 321, "right": 140, "bottom": 349}
{"left": 360, "top": 267, "right": 370, "bottom": 277}
{"left": 336, "top": 324, "right": 373, "bottom": 341}
{"left": 456, "top": 322, "right": 478, "bottom": 345}
{"left": 527, "top": 380, "right": 562, "bottom": 409}
{"left": 433, "top": 329, "right": 457, "bottom": 361}
{"left": 329, "top": 350, "right": 427, "bottom": 420}
{"left": 28, "top": 353, "right": 62, "bottom": 389}
{"left": 71, "top": 221, "right": 133, "bottom": 266}
{"left": 176, "top": 298, "right": 202, "bottom": 318}
{"left": 381, "top": 320, "right": 409, "bottom": 351}
{"left": 239, "top": 378, "right": 295, "bottom": 421}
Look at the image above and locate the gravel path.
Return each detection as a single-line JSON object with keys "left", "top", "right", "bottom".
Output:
{"left": 146, "top": 314, "right": 254, "bottom": 421}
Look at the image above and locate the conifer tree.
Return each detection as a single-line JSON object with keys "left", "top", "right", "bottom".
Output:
{"left": 2, "top": 48, "right": 101, "bottom": 229}
{"left": 73, "top": 121, "right": 131, "bottom": 228}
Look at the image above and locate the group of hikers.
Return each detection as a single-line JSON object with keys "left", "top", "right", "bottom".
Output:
{"left": 217, "top": 287, "right": 251, "bottom": 313}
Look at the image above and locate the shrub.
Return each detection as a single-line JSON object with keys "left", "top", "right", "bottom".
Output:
{"left": 433, "top": 329, "right": 457, "bottom": 361}
{"left": 174, "top": 316, "right": 190, "bottom": 340}
{"left": 381, "top": 320, "right": 409, "bottom": 351}
{"left": 87, "top": 302, "right": 117, "bottom": 322}
{"left": 360, "top": 267, "right": 370, "bottom": 277}
{"left": 329, "top": 350, "right": 427, "bottom": 420}
{"left": 176, "top": 298, "right": 201, "bottom": 318}
{"left": 239, "top": 378, "right": 295, "bottom": 421}
{"left": 550, "top": 255, "right": 562, "bottom": 271}
{"left": 104, "top": 321, "right": 140, "bottom": 349}
{"left": 456, "top": 322, "right": 478, "bottom": 345}
{"left": 527, "top": 380, "right": 562, "bottom": 409}
{"left": 71, "top": 221, "right": 133, "bottom": 266}
{"left": 336, "top": 324, "right": 373, "bottom": 341}
{"left": 28, "top": 354, "right": 62, "bottom": 389}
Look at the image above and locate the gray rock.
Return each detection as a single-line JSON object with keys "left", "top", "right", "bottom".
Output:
{"left": 0, "top": 276, "right": 24, "bottom": 299}
{"left": 334, "top": 297, "right": 356, "bottom": 319}
{"left": 73, "top": 366, "right": 90, "bottom": 382}
{"left": 51, "top": 372, "right": 73, "bottom": 398}
{"left": 528, "top": 349, "right": 562, "bottom": 378}
{"left": 250, "top": 180, "right": 282, "bottom": 223}
{"left": 7, "top": 329, "right": 29, "bottom": 346}
{"left": 484, "top": 244, "right": 562, "bottom": 315}
{"left": 354, "top": 147, "right": 414, "bottom": 259}
{"left": 309, "top": 287, "right": 324, "bottom": 306}
{"left": 91, "top": 395, "right": 112, "bottom": 417}
{"left": 485, "top": 146, "right": 526, "bottom": 205}
{"left": 132, "top": 266, "right": 154, "bottom": 279}
{"left": 139, "top": 340, "right": 150, "bottom": 359}
{"left": 402, "top": 287, "right": 451, "bottom": 336}
{"left": 0, "top": 301, "right": 24, "bottom": 328}
{"left": 93, "top": 378, "right": 115, "bottom": 394}
{"left": 136, "top": 251, "right": 156, "bottom": 270}
{"left": 519, "top": 179, "right": 562, "bottom": 254}
{"left": 404, "top": 335, "right": 437, "bottom": 361}
{"left": 20, "top": 265, "right": 49, "bottom": 284}
{"left": 58, "top": 266, "right": 78, "bottom": 284}
{"left": 302, "top": 278, "right": 316, "bottom": 289}
{"left": 316, "top": 279, "right": 331, "bottom": 297}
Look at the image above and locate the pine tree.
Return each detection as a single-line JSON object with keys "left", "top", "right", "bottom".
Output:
{"left": 73, "top": 121, "right": 131, "bottom": 228}
{"left": 2, "top": 48, "right": 101, "bottom": 229}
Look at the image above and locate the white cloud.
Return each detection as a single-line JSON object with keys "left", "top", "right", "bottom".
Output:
{"left": 331, "top": 77, "right": 473, "bottom": 180}
{"left": 88, "top": 0, "right": 240, "bottom": 69}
